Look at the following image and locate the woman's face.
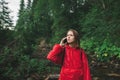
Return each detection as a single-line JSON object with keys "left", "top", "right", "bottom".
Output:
{"left": 66, "top": 31, "right": 75, "bottom": 44}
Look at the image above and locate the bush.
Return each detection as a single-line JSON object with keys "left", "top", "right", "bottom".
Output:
{"left": 80, "top": 38, "right": 120, "bottom": 62}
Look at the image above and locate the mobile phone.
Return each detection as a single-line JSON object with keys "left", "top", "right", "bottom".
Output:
{"left": 63, "top": 38, "right": 67, "bottom": 43}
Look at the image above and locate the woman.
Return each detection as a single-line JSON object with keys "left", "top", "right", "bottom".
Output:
{"left": 47, "top": 29, "right": 91, "bottom": 80}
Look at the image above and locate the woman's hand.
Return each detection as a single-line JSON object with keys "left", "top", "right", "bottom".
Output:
{"left": 60, "top": 37, "right": 67, "bottom": 47}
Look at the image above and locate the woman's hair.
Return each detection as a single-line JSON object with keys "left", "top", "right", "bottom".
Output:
{"left": 67, "top": 29, "right": 80, "bottom": 47}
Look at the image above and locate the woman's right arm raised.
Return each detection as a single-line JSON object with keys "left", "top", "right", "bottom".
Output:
{"left": 47, "top": 44, "right": 65, "bottom": 65}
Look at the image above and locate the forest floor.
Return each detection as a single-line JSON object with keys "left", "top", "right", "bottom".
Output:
{"left": 91, "top": 62, "right": 120, "bottom": 80}
{"left": 89, "top": 53, "right": 120, "bottom": 80}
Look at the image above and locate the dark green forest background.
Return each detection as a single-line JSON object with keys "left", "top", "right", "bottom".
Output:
{"left": 0, "top": 0, "right": 120, "bottom": 80}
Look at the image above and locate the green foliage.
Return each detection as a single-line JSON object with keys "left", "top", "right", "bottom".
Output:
{"left": 80, "top": 0, "right": 120, "bottom": 61}
{"left": 0, "top": 47, "right": 59, "bottom": 80}
{"left": 49, "top": 0, "right": 85, "bottom": 44}
{"left": 94, "top": 39, "right": 120, "bottom": 61}
{"left": 1, "top": 0, "right": 120, "bottom": 79}
{"left": 81, "top": 37, "right": 120, "bottom": 62}
{"left": 33, "top": 0, "right": 52, "bottom": 41}
{"left": 0, "top": 29, "right": 14, "bottom": 48}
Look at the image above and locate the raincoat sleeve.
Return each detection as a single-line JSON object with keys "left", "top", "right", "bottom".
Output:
{"left": 47, "top": 44, "right": 64, "bottom": 65}
{"left": 81, "top": 49, "right": 92, "bottom": 80}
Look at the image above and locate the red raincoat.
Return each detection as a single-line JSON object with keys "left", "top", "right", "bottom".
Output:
{"left": 47, "top": 44, "right": 91, "bottom": 80}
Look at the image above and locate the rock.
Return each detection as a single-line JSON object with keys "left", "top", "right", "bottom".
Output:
{"left": 44, "top": 74, "right": 60, "bottom": 80}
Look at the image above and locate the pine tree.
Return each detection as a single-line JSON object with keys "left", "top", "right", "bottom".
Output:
{"left": 0, "top": 0, "right": 13, "bottom": 48}
{"left": 0, "top": 0, "right": 13, "bottom": 29}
